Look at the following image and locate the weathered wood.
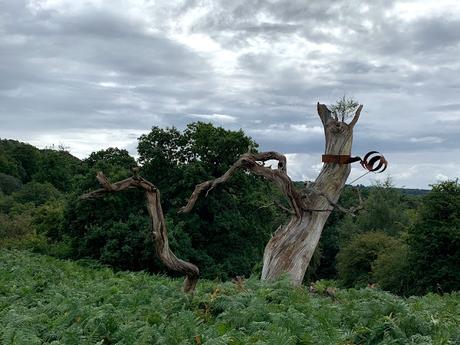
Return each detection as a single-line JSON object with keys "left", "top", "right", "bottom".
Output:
{"left": 261, "top": 103, "right": 361, "bottom": 284}
{"left": 182, "top": 102, "right": 363, "bottom": 285}
{"left": 81, "top": 172, "right": 199, "bottom": 293}
{"left": 179, "top": 151, "right": 305, "bottom": 217}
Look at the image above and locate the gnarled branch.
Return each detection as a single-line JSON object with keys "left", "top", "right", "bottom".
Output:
{"left": 81, "top": 171, "right": 199, "bottom": 294}
{"left": 180, "top": 151, "right": 304, "bottom": 217}
{"left": 180, "top": 150, "right": 365, "bottom": 219}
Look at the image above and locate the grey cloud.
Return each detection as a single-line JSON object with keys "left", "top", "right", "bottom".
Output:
{"left": 1, "top": 0, "right": 459, "bottom": 188}
{"left": 428, "top": 103, "right": 460, "bottom": 111}
{"left": 0, "top": 1, "right": 216, "bottom": 134}
{"left": 412, "top": 17, "right": 460, "bottom": 51}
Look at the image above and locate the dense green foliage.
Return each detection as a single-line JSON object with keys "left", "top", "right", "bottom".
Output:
{"left": 336, "top": 232, "right": 401, "bottom": 287}
{"left": 136, "top": 123, "right": 282, "bottom": 279}
{"left": 1, "top": 127, "right": 459, "bottom": 296}
{"left": 63, "top": 124, "right": 281, "bottom": 279}
{"left": 407, "top": 180, "right": 460, "bottom": 295}
{"left": 0, "top": 125, "right": 281, "bottom": 281}
{"left": 0, "top": 140, "right": 83, "bottom": 189}
{"left": 312, "top": 180, "right": 414, "bottom": 284}
{"left": 0, "top": 173, "right": 22, "bottom": 195}
{"left": 0, "top": 139, "right": 40, "bottom": 182}
{"left": 372, "top": 244, "right": 411, "bottom": 296}
{"left": 326, "top": 179, "right": 460, "bottom": 296}
{"left": 1, "top": 250, "right": 459, "bottom": 345}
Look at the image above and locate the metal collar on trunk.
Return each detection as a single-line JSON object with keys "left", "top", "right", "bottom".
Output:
{"left": 322, "top": 151, "right": 388, "bottom": 173}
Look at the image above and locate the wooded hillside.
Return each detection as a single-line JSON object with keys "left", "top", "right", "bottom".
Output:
{"left": 1, "top": 124, "right": 459, "bottom": 296}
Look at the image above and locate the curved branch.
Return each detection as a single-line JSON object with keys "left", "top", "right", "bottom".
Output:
{"left": 179, "top": 151, "right": 304, "bottom": 217}
{"left": 349, "top": 104, "right": 363, "bottom": 128}
{"left": 81, "top": 172, "right": 199, "bottom": 294}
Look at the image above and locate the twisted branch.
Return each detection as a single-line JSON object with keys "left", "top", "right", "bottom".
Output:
{"left": 180, "top": 150, "right": 364, "bottom": 218}
{"left": 81, "top": 171, "right": 199, "bottom": 294}
{"left": 180, "top": 151, "right": 304, "bottom": 217}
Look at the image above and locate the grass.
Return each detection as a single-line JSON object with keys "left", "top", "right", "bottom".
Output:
{"left": 1, "top": 249, "right": 459, "bottom": 345}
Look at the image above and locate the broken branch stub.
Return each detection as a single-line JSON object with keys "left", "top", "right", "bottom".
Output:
{"left": 81, "top": 171, "right": 199, "bottom": 294}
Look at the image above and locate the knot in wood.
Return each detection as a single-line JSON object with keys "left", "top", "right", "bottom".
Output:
{"left": 327, "top": 120, "right": 349, "bottom": 134}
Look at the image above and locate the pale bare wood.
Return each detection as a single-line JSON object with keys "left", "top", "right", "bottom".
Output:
{"left": 181, "top": 103, "right": 364, "bottom": 285}
{"left": 349, "top": 104, "right": 363, "bottom": 128}
{"left": 81, "top": 172, "right": 199, "bottom": 293}
{"left": 317, "top": 102, "right": 333, "bottom": 125}
{"left": 179, "top": 151, "right": 304, "bottom": 217}
{"left": 261, "top": 103, "right": 361, "bottom": 283}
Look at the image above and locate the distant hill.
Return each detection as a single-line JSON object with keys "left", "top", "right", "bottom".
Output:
{"left": 397, "top": 188, "right": 430, "bottom": 196}
{"left": 0, "top": 138, "right": 432, "bottom": 195}
{"left": 294, "top": 181, "right": 430, "bottom": 196}
{"left": 0, "top": 138, "right": 84, "bottom": 193}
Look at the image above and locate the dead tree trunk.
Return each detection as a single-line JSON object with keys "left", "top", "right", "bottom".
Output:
{"left": 181, "top": 102, "right": 363, "bottom": 285}
{"left": 81, "top": 170, "right": 199, "bottom": 293}
{"left": 261, "top": 103, "right": 362, "bottom": 283}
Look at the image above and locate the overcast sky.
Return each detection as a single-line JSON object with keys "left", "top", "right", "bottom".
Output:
{"left": 1, "top": 0, "right": 460, "bottom": 188}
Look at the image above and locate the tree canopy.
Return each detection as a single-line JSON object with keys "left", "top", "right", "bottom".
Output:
{"left": 0, "top": 129, "right": 458, "bottom": 295}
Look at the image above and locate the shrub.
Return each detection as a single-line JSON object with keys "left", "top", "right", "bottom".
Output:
{"left": 407, "top": 181, "right": 460, "bottom": 294}
{"left": 0, "top": 211, "right": 46, "bottom": 250}
{"left": 32, "top": 200, "right": 65, "bottom": 240}
{"left": 337, "top": 232, "right": 401, "bottom": 287}
{"left": 0, "top": 212, "right": 33, "bottom": 243}
{"left": 32, "top": 148, "right": 85, "bottom": 192}
{"left": 372, "top": 244, "right": 411, "bottom": 295}
{"left": 12, "top": 181, "right": 61, "bottom": 206}
{"left": 0, "top": 173, "right": 22, "bottom": 195}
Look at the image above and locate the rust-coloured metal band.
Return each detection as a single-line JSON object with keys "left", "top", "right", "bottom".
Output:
{"left": 322, "top": 151, "right": 388, "bottom": 173}
{"left": 322, "top": 155, "right": 358, "bottom": 164}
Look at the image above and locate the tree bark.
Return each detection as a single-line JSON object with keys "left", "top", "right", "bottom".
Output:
{"left": 182, "top": 102, "right": 363, "bottom": 285}
{"left": 261, "top": 104, "right": 362, "bottom": 284}
{"left": 81, "top": 171, "right": 199, "bottom": 293}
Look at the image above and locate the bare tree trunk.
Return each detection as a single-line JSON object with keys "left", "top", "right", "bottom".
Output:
{"left": 262, "top": 104, "right": 360, "bottom": 284}
{"left": 81, "top": 171, "right": 199, "bottom": 293}
{"left": 261, "top": 160, "right": 351, "bottom": 284}
{"left": 182, "top": 102, "right": 362, "bottom": 285}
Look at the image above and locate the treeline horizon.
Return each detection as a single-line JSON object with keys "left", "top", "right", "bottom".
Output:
{"left": 0, "top": 122, "right": 458, "bottom": 296}
{"left": 1, "top": 138, "right": 437, "bottom": 193}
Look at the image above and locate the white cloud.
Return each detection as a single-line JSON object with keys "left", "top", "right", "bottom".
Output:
{"left": 25, "top": 129, "right": 146, "bottom": 159}
{"left": 388, "top": 0, "right": 460, "bottom": 21}
{"left": 435, "top": 173, "right": 449, "bottom": 181}
{"left": 1, "top": 0, "right": 460, "bottom": 188}
{"left": 409, "top": 136, "right": 444, "bottom": 144}
{"left": 97, "top": 81, "right": 121, "bottom": 88}
{"left": 289, "top": 124, "right": 323, "bottom": 133}
{"left": 188, "top": 113, "right": 237, "bottom": 123}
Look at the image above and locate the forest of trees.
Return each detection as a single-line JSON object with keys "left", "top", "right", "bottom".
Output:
{"left": 0, "top": 123, "right": 459, "bottom": 296}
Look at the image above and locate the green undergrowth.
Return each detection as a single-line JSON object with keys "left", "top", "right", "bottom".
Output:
{"left": 1, "top": 250, "right": 459, "bottom": 345}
